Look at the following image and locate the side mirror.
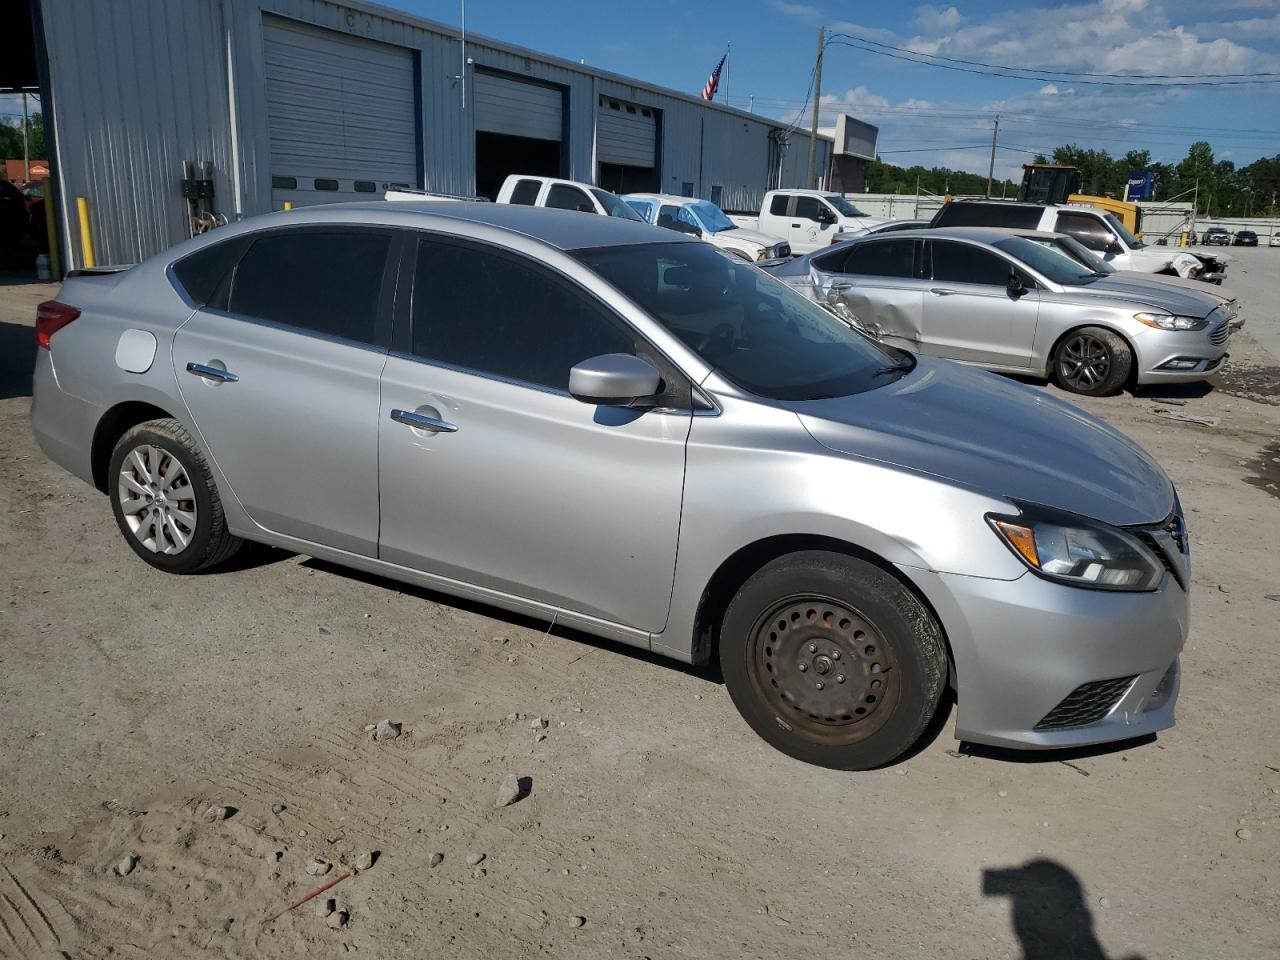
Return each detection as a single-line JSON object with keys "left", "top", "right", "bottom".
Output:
{"left": 1105, "top": 239, "right": 1124, "bottom": 255}
{"left": 819, "top": 209, "right": 838, "bottom": 224}
{"left": 1007, "top": 273, "right": 1026, "bottom": 297}
{"left": 569, "top": 354, "right": 662, "bottom": 406}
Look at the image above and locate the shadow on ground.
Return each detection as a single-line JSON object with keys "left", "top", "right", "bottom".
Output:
{"left": 0, "top": 321, "right": 36, "bottom": 399}
{"left": 984, "top": 859, "right": 1146, "bottom": 960}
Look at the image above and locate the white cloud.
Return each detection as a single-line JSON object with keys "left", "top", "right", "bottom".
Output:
{"left": 1039, "top": 84, "right": 1059, "bottom": 95}
{"left": 913, "top": 5, "right": 965, "bottom": 33}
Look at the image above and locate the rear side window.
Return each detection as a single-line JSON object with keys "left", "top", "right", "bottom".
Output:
{"left": 545, "top": 185, "right": 596, "bottom": 213}
{"left": 769, "top": 194, "right": 790, "bottom": 216}
{"left": 930, "top": 241, "right": 1012, "bottom": 286}
{"left": 1055, "top": 212, "right": 1115, "bottom": 252}
{"left": 172, "top": 237, "right": 249, "bottom": 308}
{"left": 509, "top": 179, "right": 541, "bottom": 205}
{"left": 834, "top": 239, "right": 916, "bottom": 278}
{"left": 409, "top": 238, "right": 637, "bottom": 391}
{"left": 228, "top": 230, "right": 390, "bottom": 345}
{"left": 932, "top": 203, "right": 1041, "bottom": 229}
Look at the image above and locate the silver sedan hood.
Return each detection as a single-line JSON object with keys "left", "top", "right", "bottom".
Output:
{"left": 1064, "top": 275, "right": 1222, "bottom": 318}
{"left": 790, "top": 356, "right": 1174, "bottom": 527}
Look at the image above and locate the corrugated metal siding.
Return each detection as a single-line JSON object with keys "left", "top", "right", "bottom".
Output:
{"left": 473, "top": 71, "right": 563, "bottom": 141}
{"left": 261, "top": 15, "right": 418, "bottom": 198}
{"left": 42, "top": 0, "right": 233, "bottom": 266}
{"left": 40, "top": 0, "right": 836, "bottom": 261}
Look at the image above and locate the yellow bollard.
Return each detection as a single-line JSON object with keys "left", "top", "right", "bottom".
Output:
{"left": 76, "top": 196, "right": 96, "bottom": 268}
{"left": 283, "top": 201, "right": 292, "bottom": 211}
{"left": 43, "top": 177, "right": 60, "bottom": 280}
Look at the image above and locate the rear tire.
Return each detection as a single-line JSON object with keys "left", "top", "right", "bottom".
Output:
{"left": 107, "top": 418, "right": 242, "bottom": 574}
{"left": 1052, "top": 326, "right": 1131, "bottom": 396}
{"left": 719, "top": 551, "right": 947, "bottom": 770}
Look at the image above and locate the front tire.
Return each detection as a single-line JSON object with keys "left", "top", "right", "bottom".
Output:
{"left": 1052, "top": 326, "right": 1131, "bottom": 396}
{"left": 719, "top": 551, "right": 947, "bottom": 770}
{"left": 108, "top": 418, "right": 242, "bottom": 573}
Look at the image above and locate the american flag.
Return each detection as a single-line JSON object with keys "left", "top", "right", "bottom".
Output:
{"left": 701, "top": 53, "right": 726, "bottom": 101}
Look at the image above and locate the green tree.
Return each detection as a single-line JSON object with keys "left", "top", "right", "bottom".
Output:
{"left": 0, "top": 113, "right": 45, "bottom": 170}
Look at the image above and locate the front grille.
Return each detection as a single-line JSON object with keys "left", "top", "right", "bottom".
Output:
{"left": 1209, "top": 322, "right": 1231, "bottom": 345}
{"left": 1035, "top": 676, "right": 1136, "bottom": 730}
{"left": 776, "top": 243, "right": 792, "bottom": 258}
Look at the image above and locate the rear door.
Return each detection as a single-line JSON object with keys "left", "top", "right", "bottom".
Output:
{"left": 920, "top": 239, "right": 1039, "bottom": 367}
{"left": 173, "top": 226, "right": 396, "bottom": 555}
{"left": 377, "top": 234, "right": 691, "bottom": 632}
{"left": 815, "top": 238, "right": 927, "bottom": 348}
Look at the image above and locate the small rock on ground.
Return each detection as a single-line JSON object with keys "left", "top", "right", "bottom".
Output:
{"left": 530, "top": 717, "right": 548, "bottom": 731}
{"left": 356, "top": 850, "right": 376, "bottom": 870}
{"left": 375, "top": 719, "right": 402, "bottom": 741}
{"left": 203, "top": 804, "right": 233, "bottom": 822}
{"left": 430, "top": 852, "right": 444, "bottom": 867}
{"left": 117, "top": 854, "right": 138, "bottom": 876}
{"left": 1236, "top": 827, "right": 1253, "bottom": 840}
{"left": 325, "top": 910, "right": 348, "bottom": 930}
{"left": 271, "top": 803, "right": 286, "bottom": 815}
{"left": 568, "top": 915, "right": 586, "bottom": 928}
{"left": 306, "top": 858, "right": 332, "bottom": 876}
{"left": 472, "top": 867, "right": 487, "bottom": 879}
{"left": 496, "top": 773, "right": 525, "bottom": 807}
{"left": 465, "top": 852, "right": 486, "bottom": 866}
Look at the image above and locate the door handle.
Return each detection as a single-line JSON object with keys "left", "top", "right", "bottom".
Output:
{"left": 791, "top": 222, "right": 801, "bottom": 228}
{"left": 186, "top": 361, "right": 238, "bottom": 383}
{"left": 929, "top": 287, "right": 957, "bottom": 296}
{"left": 390, "top": 408, "right": 458, "bottom": 433}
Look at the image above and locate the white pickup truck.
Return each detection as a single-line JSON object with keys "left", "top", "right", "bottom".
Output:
{"left": 728, "top": 189, "right": 889, "bottom": 253}
{"left": 494, "top": 175, "right": 644, "bottom": 221}
{"left": 622, "top": 194, "right": 791, "bottom": 262}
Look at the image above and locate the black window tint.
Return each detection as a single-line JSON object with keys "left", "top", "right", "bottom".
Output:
{"left": 509, "top": 179, "right": 541, "bottom": 205}
{"left": 839, "top": 239, "right": 915, "bottom": 278}
{"left": 932, "top": 202, "right": 1040, "bottom": 229}
{"left": 793, "top": 196, "right": 824, "bottom": 221}
{"left": 769, "top": 194, "right": 789, "bottom": 216}
{"left": 410, "top": 239, "right": 636, "bottom": 391}
{"left": 930, "top": 241, "right": 1013, "bottom": 286}
{"left": 172, "top": 236, "right": 248, "bottom": 308}
{"left": 228, "top": 231, "right": 389, "bottom": 344}
{"left": 545, "top": 184, "right": 595, "bottom": 213}
{"left": 1055, "top": 212, "right": 1114, "bottom": 252}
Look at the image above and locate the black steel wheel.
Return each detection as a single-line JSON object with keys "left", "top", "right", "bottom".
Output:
{"left": 1052, "top": 326, "right": 1131, "bottom": 396}
{"left": 720, "top": 551, "right": 947, "bottom": 770}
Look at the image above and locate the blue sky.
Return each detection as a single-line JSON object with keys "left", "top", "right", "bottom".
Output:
{"left": 401, "top": 0, "right": 1280, "bottom": 179}
{"left": 3, "top": 0, "right": 1276, "bottom": 182}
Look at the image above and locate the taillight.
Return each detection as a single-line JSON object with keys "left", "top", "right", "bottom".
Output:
{"left": 36, "top": 300, "right": 80, "bottom": 349}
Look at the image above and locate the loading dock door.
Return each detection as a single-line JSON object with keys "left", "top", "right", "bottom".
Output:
{"left": 262, "top": 16, "right": 419, "bottom": 208}
{"left": 473, "top": 71, "right": 563, "bottom": 199}
{"left": 597, "top": 96, "right": 658, "bottom": 193}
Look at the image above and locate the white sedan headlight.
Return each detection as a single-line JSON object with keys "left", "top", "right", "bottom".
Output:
{"left": 1133, "top": 312, "right": 1207, "bottom": 332}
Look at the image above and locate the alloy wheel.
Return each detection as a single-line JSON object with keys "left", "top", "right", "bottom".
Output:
{"left": 115, "top": 444, "right": 198, "bottom": 555}
{"left": 1057, "top": 333, "right": 1112, "bottom": 390}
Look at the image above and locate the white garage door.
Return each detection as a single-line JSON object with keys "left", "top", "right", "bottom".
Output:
{"left": 262, "top": 16, "right": 419, "bottom": 207}
{"left": 474, "top": 71, "right": 563, "bottom": 142}
{"left": 597, "top": 96, "right": 656, "bottom": 168}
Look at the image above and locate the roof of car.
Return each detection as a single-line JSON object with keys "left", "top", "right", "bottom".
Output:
{"left": 219, "top": 200, "right": 681, "bottom": 251}
{"left": 825, "top": 226, "right": 1062, "bottom": 246}
{"left": 624, "top": 193, "right": 706, "bottom": 205}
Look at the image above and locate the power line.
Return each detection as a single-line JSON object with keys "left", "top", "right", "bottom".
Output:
{"left": 825, "top": 32, "right": 1280, "bottom": 81}
{"left": 824, "top": 35, "right": 1280, "bottom": 86}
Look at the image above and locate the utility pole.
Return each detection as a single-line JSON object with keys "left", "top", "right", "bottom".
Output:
{"left": 22, "top": 92, "right": 30, "bottom": 180}
{"left": 985, "top": 115, "right": 999, "bottom": 198}
{"left": 806, "top": 25, "right": 824, "bottom": 189}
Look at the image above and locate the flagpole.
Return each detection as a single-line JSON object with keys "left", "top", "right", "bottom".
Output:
{"left": 723, "top": 42, "right": 731, "bottom": 105}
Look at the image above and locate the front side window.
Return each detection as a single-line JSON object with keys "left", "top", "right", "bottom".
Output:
{"left": 509, "top": 179, "right": 541, "bottom": 205}
{"left": 410, "top": 238, "right": 637, "bottom": 392}
{"left": 576, "top": 241, "right": 911, "bottom": 401}
{"left": 929, "top": 241, "right": 1014, "bottom": 286}
{"left": 545, "top": 184, "right": 596, "bottom": 213}
{"left": 793, "top": 196, "right": 829, "bottom": 222}
{"left": 1103, "top": 212, "right": 1143, "bottom": 249}
{"left": 1055, "top": 212, "right": 1115, "bottom": 253}
{"left": 228, "top": 230, "right": 390, "bottom": 344}
{"left": 657, "top": 205, "right": 700, "bottom": 235}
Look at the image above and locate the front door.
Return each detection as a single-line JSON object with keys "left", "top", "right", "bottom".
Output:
{"left": 377, "top": 235, "right": 690, "bottom": 632}
{"left": 173, "top": 227, "right": 396, "bottom": 555}
{"left": 920, "top": 239, "right": 1039, "bottom": 367}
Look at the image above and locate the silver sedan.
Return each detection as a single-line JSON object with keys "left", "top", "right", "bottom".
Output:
{"left": 32, "top": 203, "right": 1188, "bottom": 769}
{"left": 769, "top": 226, "right": 1243, "bottom": 395}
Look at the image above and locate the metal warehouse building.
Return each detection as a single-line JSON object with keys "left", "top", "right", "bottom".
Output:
{"left": 9, "top": 0, "right": 835, "bottom": 270}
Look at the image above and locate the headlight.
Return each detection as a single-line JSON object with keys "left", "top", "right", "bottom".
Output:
{"left": 756, "top": 247, "right": 768, "bottom": 261}
{"left": 987, "top": 504, "right": 1165, "bottom": 592}
{"left": 1133, "top": 312, "right": 1207, "bottom": 331}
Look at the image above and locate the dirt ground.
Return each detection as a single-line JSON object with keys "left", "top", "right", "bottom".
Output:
{"left": 1, "top": 249, "right": 1278, "bottom": 960}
